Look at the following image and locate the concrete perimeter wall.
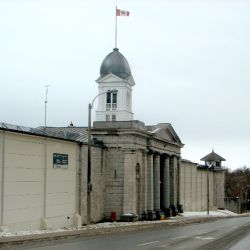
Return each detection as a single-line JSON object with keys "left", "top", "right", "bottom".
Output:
{"left": 213, "top": 170, "right": 225, "bottom": 209}
{"left": 0, "top": 130, "right": 79, "bottom": 230}
{"left": 0, "top": 130, "right": 106, "bottom": 230}
{"left": 180, "top": 161, "right": 218, "bottom": 212}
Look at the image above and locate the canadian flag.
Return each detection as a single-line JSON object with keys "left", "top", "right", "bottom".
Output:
{"left": 116, "top": 8, "right": 130, "bottom": 16}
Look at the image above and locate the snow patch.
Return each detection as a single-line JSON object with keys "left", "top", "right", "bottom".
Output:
{"left": 181, "top": 209, "right": 238, "bottom": 217}
{"left": 0, "top": 210, "right": 239, "bottom": 238}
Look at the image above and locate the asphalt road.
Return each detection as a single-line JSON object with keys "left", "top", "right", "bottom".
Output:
{"left": 5, "top": 216, "right": 250, "bottom": 250}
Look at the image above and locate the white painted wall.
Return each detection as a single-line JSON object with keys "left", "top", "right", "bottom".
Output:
{"left": 0, "top": 131, "right": 79, "bottom": 231}
{"left": 45, "top": 140, "right": 78, "bottom": 229}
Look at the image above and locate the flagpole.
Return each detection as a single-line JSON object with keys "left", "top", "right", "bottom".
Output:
{"left": 115, "top": 6, "right": 117, "bottom": 48}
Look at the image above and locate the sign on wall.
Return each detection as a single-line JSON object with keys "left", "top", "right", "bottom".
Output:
{"left": 53, "top": 153, "right": 68, "bottom": 169}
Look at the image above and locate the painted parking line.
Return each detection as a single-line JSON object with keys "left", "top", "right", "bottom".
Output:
{"left": 171, "top": 235, "right": 188, "bottom": 240}
{"left": 137, "top": 241, "right": 159, "bottom": 247}
{"left": 194, "top": 236, "right": 215, "bottom": 240}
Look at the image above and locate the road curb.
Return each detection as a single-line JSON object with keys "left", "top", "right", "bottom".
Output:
{"left": 0, "top": 215, "right": 240, "bottom": 247}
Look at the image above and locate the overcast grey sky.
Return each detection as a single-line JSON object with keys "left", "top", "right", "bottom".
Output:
{"left": 1, "top": 0, "right": 249, "bottom": 169}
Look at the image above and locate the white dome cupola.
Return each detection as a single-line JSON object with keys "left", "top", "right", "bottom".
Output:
{"left": 96, "top": 48, "right": 135, "bottom": 121}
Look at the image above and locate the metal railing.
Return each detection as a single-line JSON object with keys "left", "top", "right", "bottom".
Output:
{"left": 106, "top": 103, "right": 117, "bottom": 110}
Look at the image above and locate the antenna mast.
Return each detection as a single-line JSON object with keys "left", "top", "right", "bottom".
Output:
{"left": 44, "top": 85, "right": 49, "bottom": 128}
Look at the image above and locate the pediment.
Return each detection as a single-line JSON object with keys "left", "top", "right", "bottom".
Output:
{"left": 151, "top": 123, "right": 182, "bottom": 144}
{"left": 96, "top": 73, "right": 135, "bottom": 86}
{"left": 96, "top": 73, "right": 123, "bottom": 83}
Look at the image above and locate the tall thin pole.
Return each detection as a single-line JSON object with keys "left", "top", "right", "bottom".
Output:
{"left": 207, "top": 166, "right": 210, "bottom": 215}
{"left": 86, "top": 90, "right": 117, "bottom": 224}
{"left": 87, "top": 103, "right": 92, "bottom": 224}
{"left": 115, "top": 6, "right": 118, "bottom": 48}
{"left": 44, "top": 85, "right": 49, "bottom": 129}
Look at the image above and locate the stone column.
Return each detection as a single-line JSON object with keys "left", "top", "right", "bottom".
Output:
{"left": 142, "top": 151, "right": 148, "bottom": 212}
{"left": 162, "top": 156, "right": 170, "bottom": 208}
{"left": 170, "top": 156, "right": 178, "bottom": 206}
{"left": 177, "top": 157, "right": 181, "bottom": 205}
{"left": 123, "top": 150, "right": 136, "bottom": 214}
{"left": 147, "top": 154, "right": 154, "bottom": 210}
{"left": 153, "top": 154, "right": 160, "bottom": 210}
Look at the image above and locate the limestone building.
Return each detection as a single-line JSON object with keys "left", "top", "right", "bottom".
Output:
{"left": 91, "top": 48, "right": 225, "bottom": 219}
{"left": 0, "top": 48, "right": 225, "bottom": 231}
{"left": 91, "top": 47, "right": 184, "bottom": 217}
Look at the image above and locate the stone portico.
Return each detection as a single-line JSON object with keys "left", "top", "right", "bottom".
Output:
{"left": 92, "top": 120, "right": 183, "bottom": 219}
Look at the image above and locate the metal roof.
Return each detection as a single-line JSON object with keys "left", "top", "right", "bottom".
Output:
{"left": 0, "top": 123, "right": 88, "bottom": 143}
{"left": 34, "top": 126, "right": 88, "bottom": 142}
{"left": 200, "top": 150, "right": 226, "bottom": 162}
{"left": 100, "top": 48, "right": 132, "bottom": 80}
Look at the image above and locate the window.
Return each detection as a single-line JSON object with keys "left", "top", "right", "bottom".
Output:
{"left": 112, "top": 115, "right": 116, "bottom": 121}
{"left": 106, "top": 92, "right": 111, "bottom": 103}
{"left": 106, "top": 92, "right": 111, "bottom": 110}
{"left": 113, "top": 92, "right": 117, "bottom": 103}
{"left": 106, "top": 91, "right": 117, "bottom": 110}
{"left": 112, "top": 92, "right": 117, "bottom": 110}
{"left": 106, "top": 115, "right": 110, "bottom": 121}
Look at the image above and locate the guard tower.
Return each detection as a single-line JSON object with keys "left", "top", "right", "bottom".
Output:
{"left": 201, "top": 149, "right": 225, "bottom": 209}
{"left": 200, "top": 149, "right": 226, "bottom": 169}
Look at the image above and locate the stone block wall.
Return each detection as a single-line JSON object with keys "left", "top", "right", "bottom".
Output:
{"left": 80, "top": 145, "right": 106, "bottom": 224}
{"left": 213, "top": 171, "right": 225, "bottom": 209}
{"left": 180, "top": 160, "right": 219, "bottom": 212}
{"left": 103, "top": 148, "right": 125, "bottom": 219}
